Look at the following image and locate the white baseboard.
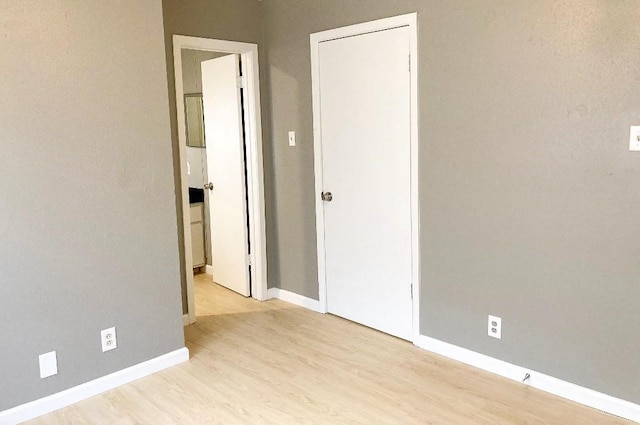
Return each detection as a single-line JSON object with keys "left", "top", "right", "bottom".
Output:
{"left": 205, "top": 265, "right": 214, "bottom": 275}
{"left": 267, "top": 287, "right": 323, "bottom": 313}
{"left": 0, "top": 347, "right": 189, "bottom": 425}
{"left": 414, "top": 335, "right": 640, "bottom": 423}
{"left": 183, "top": 314, "right": 190, "bottom": 326}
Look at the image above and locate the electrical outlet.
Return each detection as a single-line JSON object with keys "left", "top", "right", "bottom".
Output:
{"left": 488, "top": 315, "right": 502, "bottom": 339}
{"left": 39, "top": 351, "right": 58, "bottom": 379}
{"left": 101, "top": 327, "right": 117, "bottom": 352}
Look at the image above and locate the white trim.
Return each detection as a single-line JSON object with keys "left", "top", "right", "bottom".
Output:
{"left": 310, "top": 34, "right": 327, "bottom": 313}
{"left": 311, "top": 13, "right": 415, "bottom": 42}
{"left": 267, "top": 288, "right": 323, "bottom": 313}
{"left": 182, "top": 314, "right": 190, "bottom": 326}
{"left": 0, "top": 348, "right": 189, "bottom": 425}
{"left": 407, "top": 14, "right": 421, "bottom": 343}
{"left": 310, "top": 13, "right": 420, "bottom": 336}
{"left": 415, "top": 336, "right": 640, "bottom": 423}
{"left": 172, "top": 35, "right": 269, "bottom": 326}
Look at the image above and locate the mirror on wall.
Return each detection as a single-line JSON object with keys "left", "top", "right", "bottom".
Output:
{"left": 184, "top": 93, "right": 205, "bottom": 148}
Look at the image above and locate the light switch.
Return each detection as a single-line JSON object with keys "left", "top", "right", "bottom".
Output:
{"left": 630, "top": 126, "right": 640, "bottom": 151}
{"left": 39, "top": 351, "right": 58, "bottom": 379}
{"left": 288, "top": 131, "right": 296, "bottom": 147}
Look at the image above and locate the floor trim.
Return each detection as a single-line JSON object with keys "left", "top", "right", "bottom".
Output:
{"left": 0, "top": 348, "right": 189, "bottom": 425}
{"left": 183, "top": 314, "right": 190, "bottom": 326}
{"left": 415, "top": 335, "right": 640, "bottom": 423}
{"left": 267, "top": 288, "right": 323, "bottom": 313}
{"left": 205, "top": 265, "right": 214, "bottom": 276}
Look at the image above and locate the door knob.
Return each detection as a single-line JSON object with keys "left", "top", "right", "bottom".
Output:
{"left": 321, "top": 191, "right": 333, "bottom": 202}
{"left": 204, "top": 182, "right": 214, "bottom": 191}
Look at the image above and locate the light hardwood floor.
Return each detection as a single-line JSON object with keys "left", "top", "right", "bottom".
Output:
{"left": 29, "top": 273, "right": 631, "bottom": 424}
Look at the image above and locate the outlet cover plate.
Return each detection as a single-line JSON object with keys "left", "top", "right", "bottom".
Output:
{"left": 101, "top": 327, "right": 117, "bottom": 352}
{"left": 488, "top": 315, "right": 502, "bottom": 339}
{"left": 39, "top": 351, "right": 58, "bottom": 379}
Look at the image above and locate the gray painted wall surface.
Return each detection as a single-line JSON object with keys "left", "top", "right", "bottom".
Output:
{"left": 161, "top": 0, "right": 268, "bottom": 313}
{"left": 262, "top": 0, "right": 640, "bottom": 403}
{"left": 0, "top": 0, "right": 184, "bottom": 411}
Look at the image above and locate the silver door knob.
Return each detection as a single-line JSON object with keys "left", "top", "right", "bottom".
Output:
{"left": 204, "top": 182, "right": 214, "bottom": 191}
{"left": 321, "top": 191, "right": 333, "bottom": 202}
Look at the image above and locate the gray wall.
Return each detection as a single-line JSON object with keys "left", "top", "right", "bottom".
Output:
{"left": 161, "top": 0, "right": 269, "bottom": 313}
{"left": 262, "top": 0, "right": 640, "bottom": 403}
{"left": 0, "top": 0, "right": 184, "bottom": 411}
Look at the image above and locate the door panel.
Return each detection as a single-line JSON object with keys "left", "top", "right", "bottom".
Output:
{"left": 319, "top": 27, "right": 412, "bottom": 339}
{"left": 201, "top": 54, "right": 250, "bottom": 297}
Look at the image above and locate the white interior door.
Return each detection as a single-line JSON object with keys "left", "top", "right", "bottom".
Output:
{"left": 201, "top": 54, "right": 250, "bottom": 297}
{"left": 319, "top": 27, "right": 412, "bottom": 340}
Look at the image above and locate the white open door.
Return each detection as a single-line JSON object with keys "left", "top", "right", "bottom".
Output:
{"left": 201, "top": 54, "right": 250, "bottom": 297}
{"left": 317, "top": 26, "right": 413, "bottom": 340}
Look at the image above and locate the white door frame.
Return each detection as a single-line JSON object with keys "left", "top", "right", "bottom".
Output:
{"left": 310, "top": 13, "right": 421, "bottom": 341}
{"left": 173, "top": 35, "right": 268, "bottom": 325}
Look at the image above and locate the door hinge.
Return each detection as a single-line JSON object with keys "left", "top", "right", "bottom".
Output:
{"left": 408, "top": 54, "right": 411, "bottom": 72}
{"left": 246, "top": 254, "right": 253, "bottom": 266}
{"left": 410, "top": 283, "right": 413, "bottom": 299}
{"left": 237, "top": 76, "right": 246, "bottom": 88}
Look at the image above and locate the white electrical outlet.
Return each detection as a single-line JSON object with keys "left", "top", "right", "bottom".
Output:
{"left": 630, "top": 126, "right": 640, "bottom": 151}
{"left": 488, "top": 315, "right": 502, "bottom": 339}
{"left": 39, "top": 351, "right": 58, "bottom": 379}
{"left": 101, "top": 327, "right": 117, "bottom": 352}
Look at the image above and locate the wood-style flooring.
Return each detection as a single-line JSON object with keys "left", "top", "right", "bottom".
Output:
{"left": 28, "top": 273, "right": 631, "bottom": 424}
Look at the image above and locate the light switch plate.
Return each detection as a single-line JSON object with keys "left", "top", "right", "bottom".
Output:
{"left": 288, "top": 131, "right": 296, "bottom": 147}
{"left": 630, "top": 126, "right": 640, "bottom": 151}
{"left": 39, "top": 351, "right": 58, "bottom": 379}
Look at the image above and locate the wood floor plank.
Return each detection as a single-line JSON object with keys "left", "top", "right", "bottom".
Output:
{"left": 26, "top": 273, "right": 632, "bottom": 424}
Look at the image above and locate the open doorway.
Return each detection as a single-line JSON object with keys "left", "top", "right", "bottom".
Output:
{"left": 172, "top": 36, "right": 268, "bottom": 325}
